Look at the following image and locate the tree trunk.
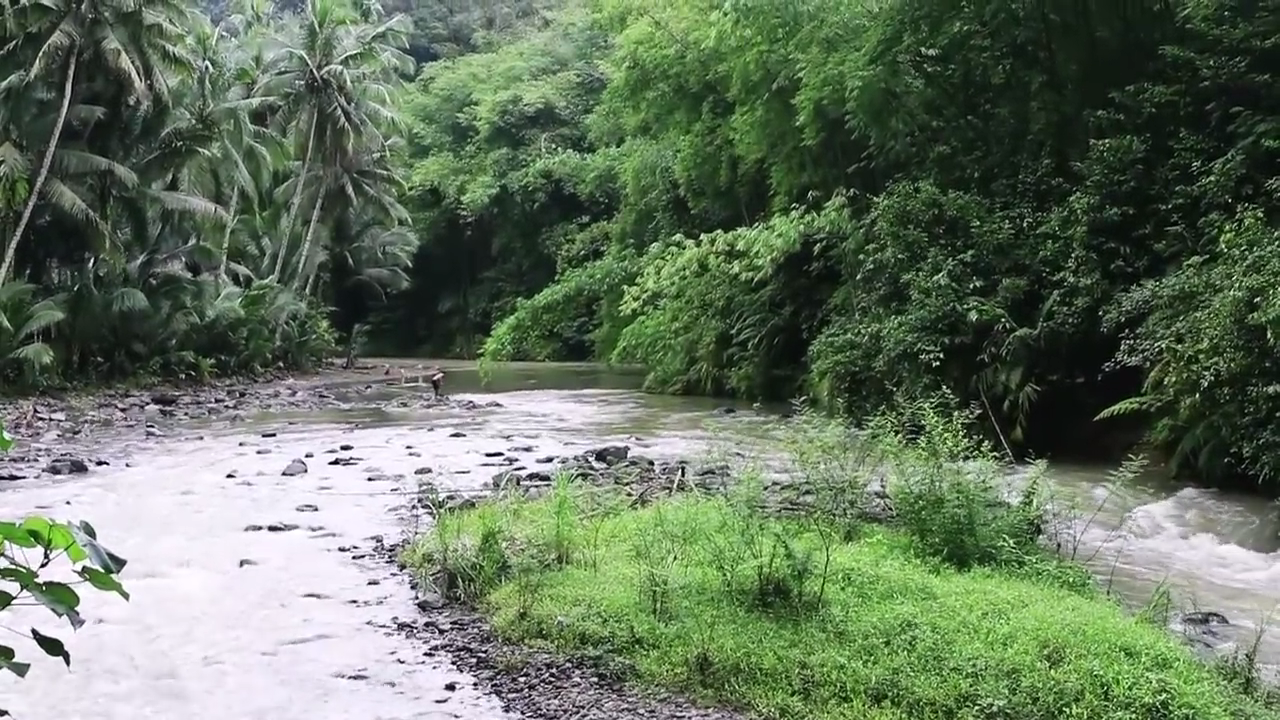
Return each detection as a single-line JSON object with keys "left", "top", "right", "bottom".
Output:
{"left": 270, "top": 111, "right": 317, "bottom": 282}
{"left": 303, "top": 266, "right": 318, "bottom": 297}
{"left": 218, "top": 192, "right": 238, "bottom": 282}
{"left": 0, "top": 50, "right": 79, "bottom": 286}
{"left": 291, "top": 189, "right": 324, "bottom": 292}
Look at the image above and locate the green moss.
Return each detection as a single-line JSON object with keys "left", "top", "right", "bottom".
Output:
{"left": 404, "top": 484, "right": 1277, "bottom": 720}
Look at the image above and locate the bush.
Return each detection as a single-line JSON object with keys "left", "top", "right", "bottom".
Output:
{"left": 0, "top": 278, "right": 335, "bottom": 389}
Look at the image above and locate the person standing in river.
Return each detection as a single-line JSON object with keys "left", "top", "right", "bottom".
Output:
{"left": 429, "top": 366, "right": 446, "bottom": 399}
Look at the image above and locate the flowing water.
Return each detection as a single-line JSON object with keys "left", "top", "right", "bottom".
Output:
{"left": 0, "top": 362, "right": 1277, "bottom": 717}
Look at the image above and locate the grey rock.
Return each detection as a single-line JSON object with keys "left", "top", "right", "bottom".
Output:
{"left": 44, "top": 457, "right": 89, "bottom": 475}
{"left": 591, "top": 445, "right": 630, "bottom": 465}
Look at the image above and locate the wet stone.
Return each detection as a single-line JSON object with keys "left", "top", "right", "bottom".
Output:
{"left": 261, "top": 431, "right": 278, "bottom": 438}
{"left": 416, "top": 592, "right": 446, "bottom": 612}
{"left": 414, "top": 467, "right": 433, "bottom": 475}
{"left": 150, "top": 392, "right": 180, "bottom": 406}
{"left": 44, "top": 457, "right": 89, "bottom": 475}
{"left": 256, "top": 448, "right": 272, "bottom": 454}
{"left": 448, "top": 431, "right": 467, "bottom": 438}
{"left": 483, "top": 451, "right": 505, "bottom": 458}
{"left": 591, "top": 445, "right": 630, "bottom": 465}
{"left": 295, "top": 503, "right": 319, "bottom": 513}
{"left": 238, "top": 559, "right": 258, "bottom": 567}
{"left": 339, "top": 443, "right": 354, "bottom": 451}
{"left": 282, "top": 459, "right": 308, "bottom": 476}
{"left": 266, "top": 523, "right": 299, "bottom": 532}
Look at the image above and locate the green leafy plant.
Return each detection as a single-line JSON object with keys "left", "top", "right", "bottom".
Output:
{"left": 0, "top": 421, "right": 130, "bottom": 717}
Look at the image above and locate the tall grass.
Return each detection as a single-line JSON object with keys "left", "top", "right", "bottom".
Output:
{"left": 400, "top": 399, "right": 1280, "bottom": 720}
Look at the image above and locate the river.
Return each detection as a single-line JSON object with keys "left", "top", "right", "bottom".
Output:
{"left": 0, "top": 361, "right": 1276, "bottom": 717}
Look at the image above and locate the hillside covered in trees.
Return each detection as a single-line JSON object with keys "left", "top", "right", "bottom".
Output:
{"left": 380, "top": 0, "right": 1280, "bottom": 493}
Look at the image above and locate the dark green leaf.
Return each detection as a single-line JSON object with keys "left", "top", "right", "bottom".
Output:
{"left": 0, "top": 645, "right": 29, "bottom": 678}
{"left": 0, "top": 591, "right": 13, "bottom": 611}
{"left": 30, "top": 629, "right": 70, "bottom": 668}
{"left": 29, "top": 582, "right": 83, "bottom": 629}
{"left": 77, "top": 566, "right": 131, "bottom": 600}
{"left": 0, "top": 566, "right": 36, "bottom": 587}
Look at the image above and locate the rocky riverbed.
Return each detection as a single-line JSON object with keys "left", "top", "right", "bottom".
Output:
{"left": 0, "top": 372, "right": 1265, "bottom": 718}
{"left": 0, "top": 374, "right": 757, "bottom": 719}
{"left": 0, "top": 368, "right": 502, "bottom": 481}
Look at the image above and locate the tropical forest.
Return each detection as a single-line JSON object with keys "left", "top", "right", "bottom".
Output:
{"left": 3, "top": 1, "right": 1280, "bottom": 719}
{"left": 0, "top": 0, "right": 1278, "bottom": 499}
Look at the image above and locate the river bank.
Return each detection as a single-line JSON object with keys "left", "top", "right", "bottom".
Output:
{"left": 399, "top": 422, "right": 1280, "bottom": 719}
{"left": 0, "top": 365, "right": 1276, "bottom": 717}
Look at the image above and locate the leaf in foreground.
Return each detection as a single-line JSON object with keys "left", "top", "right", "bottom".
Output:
{"left": 30, "top": 629, "right": 70, "bottom": 668}
{"left": 0, "top": 645, "right": 30, "bottom": 678}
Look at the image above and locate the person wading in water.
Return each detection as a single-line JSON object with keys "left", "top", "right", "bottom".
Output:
{"left": 429, "top": 367, "right": 446, "bottom": 399}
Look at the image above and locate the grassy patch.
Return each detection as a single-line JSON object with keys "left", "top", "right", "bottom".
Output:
{"left": 403, "top": 401, "right": 1279, "bottom": 719}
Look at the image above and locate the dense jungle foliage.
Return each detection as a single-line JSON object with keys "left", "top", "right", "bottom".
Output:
{"left": 377, "top": 0, "right": 1280, "bottom": 494}
{"left": 0, "top": 0, "right": 418, "bottom": 388}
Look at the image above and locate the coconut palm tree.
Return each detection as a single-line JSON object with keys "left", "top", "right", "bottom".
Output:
{"left": 0, "top": 0, "right": 194, "bottom": 285}
{"left": 261, "top": 0, "right": 412, "bottom": 286}
{"left": 183, "top": 16, "right": 281, "bottom": 280}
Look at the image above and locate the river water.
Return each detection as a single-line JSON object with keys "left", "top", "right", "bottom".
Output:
{"left": 0, "top": 362, "right": 1277, "bottom": 717}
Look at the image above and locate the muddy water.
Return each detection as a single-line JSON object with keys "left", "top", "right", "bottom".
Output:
{"left": 0, "top": 363, "right": 1278, "bottom": 717}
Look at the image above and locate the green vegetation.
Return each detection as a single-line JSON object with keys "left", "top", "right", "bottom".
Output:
{"left": 6, "top": 0, "right": 1274, "bottom": 489}
{"left": 403, "top": 406, "right": 1278, "bottom": 719}
{"left": 0, "top": 421, "right": 131, "bottom": 715}
{"left": 0, "top": 0, "right": 415, "bottom": 389}
{"left": 379, "top": 0, "right": 1280, "bottom": 493}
